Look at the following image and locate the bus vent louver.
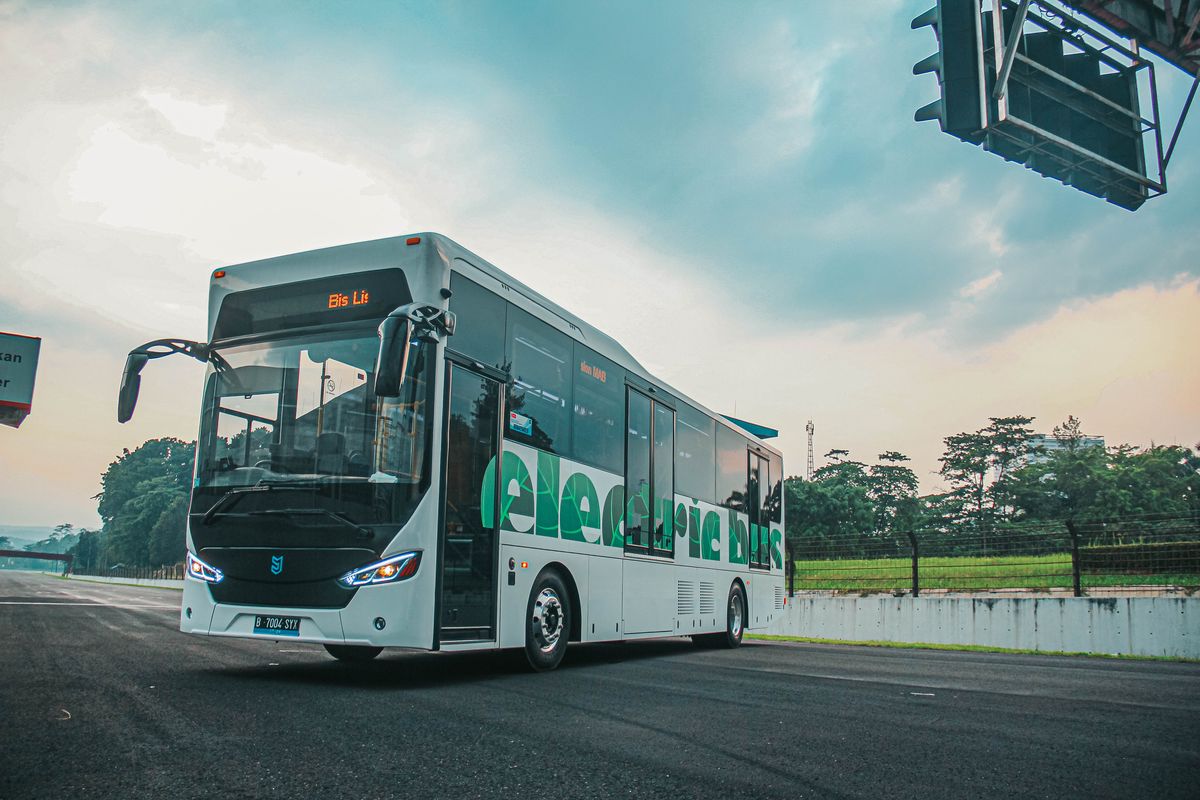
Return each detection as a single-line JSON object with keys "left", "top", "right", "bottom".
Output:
{"left": 698, "top": 582, "right": 716, "bottom": 615}
{"left": 677, "top": 581, "right": 696, "bottom": 616}
{"left": 774, "top": 586, "right": 785, "bottom": 611}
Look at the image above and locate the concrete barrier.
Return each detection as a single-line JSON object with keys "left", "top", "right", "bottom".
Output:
{"left": 769, "top": 595, "right": 1200, "bottom": 659}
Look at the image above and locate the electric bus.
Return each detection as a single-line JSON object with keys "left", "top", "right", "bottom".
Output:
{"left": 118, "top": 233, "right": 785, "bottom": 670}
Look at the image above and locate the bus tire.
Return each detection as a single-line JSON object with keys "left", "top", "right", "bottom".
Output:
{"left": 694, "top": 582, "right": 745, "bottom": 649}
{"left": 524, "top": 571, "right": 570, "bottom": 672}
{"left": 324, "top": 644, "right": 383, "bottom": 662}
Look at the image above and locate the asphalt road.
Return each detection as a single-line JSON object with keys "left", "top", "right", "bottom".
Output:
{"left": 1, "top": 571, "right": 1198, "bottom": 800}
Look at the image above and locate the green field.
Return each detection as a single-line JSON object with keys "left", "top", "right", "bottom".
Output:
{"left": 792, "top": 553, "right": 1200, "bottom": 592}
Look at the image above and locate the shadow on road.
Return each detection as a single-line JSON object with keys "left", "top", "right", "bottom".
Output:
{"left": 203, "top": 637, "right": 751, "bottom": 689}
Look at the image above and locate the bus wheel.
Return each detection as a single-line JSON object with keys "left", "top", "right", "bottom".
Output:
{"left": 694, "top": 583, "right": 745, "bottom": 649}
{"left": 525, "top": 571, "right": 570, "bottom": 672}
{"left": 324, "top": 644, "right": 383, "bottom": 662}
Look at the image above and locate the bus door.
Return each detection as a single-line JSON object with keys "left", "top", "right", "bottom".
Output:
{"left": 748, "top": 451, "right": 778, "bottom": 569}
{"left": 438, "top": 360, "right": 503, "bottom": 643}
{"left": 747, "top": 451, "right": 771, "bottom": 626}
{"left": 621, "top": 387, "right": 676, "bottom": 635}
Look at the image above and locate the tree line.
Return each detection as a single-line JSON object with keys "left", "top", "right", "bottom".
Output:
{"left": 787, "top": 415, "right": 1200, "bottom": 559}
{"left": 64, "top": 438, "right": 194, "bottom": 572}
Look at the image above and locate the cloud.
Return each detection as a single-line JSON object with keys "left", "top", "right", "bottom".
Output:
{"left": 960, "top": 270, "right": 1003, "bottom": 298}
{"left": 733, "top": 19, "right": 839, "bottom": 169}
{"left": 141, "top": 91, "right": 227, "bottom": 139}
{"left": 1, "top": 0, "right": 1196, "bottom": 527}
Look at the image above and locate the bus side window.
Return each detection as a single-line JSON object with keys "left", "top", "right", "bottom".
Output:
{"left": 676, "top": 404, "right": 716, "bottom": 504}
{"left": 506, "top": 306, "right": 571, "bottom": 453}
{"left": 716, "top": 425, "right": 748, "bottom": 512}
{"left": 448, "top": 273, "right": 506, "bottom": 369}
{"left": 571, "top": 344, "right": 623, "bottom": 473}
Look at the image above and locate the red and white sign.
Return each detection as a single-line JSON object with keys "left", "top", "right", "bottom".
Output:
{"left": 0, "top": 331, "right": 41, "bottom": 429}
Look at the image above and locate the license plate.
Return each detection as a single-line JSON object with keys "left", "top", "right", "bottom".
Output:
{"left": 253, "top": 615, "right": 301, "bottom": 637}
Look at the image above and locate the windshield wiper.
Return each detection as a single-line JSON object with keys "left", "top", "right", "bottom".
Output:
{"left": 246, "top": 508, "right": 373, "bottom": 539}
{"left": 200, "top": 484, "right": 308, "bottom": 526}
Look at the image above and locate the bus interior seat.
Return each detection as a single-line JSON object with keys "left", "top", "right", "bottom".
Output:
{"left": 315, "top": 432, "right": 347, "bottom": 474}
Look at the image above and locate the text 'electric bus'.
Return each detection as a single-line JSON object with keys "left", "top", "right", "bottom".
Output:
{"left": 118, "top": 233, "right": 785, "bottom": 670}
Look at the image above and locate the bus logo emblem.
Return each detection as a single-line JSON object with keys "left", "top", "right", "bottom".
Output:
{"left": 270, "top": 555, "right": 284, "bottom": 575}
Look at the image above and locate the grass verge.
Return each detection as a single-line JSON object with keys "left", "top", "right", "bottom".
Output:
{"left": 792, "top": 552, "right": 1200, "bottom": 592}
{"left": 747, "top": 633, "right": 1199, "bottom": 663}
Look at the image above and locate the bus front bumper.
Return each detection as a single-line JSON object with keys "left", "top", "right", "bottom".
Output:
{"left": 179, "top": 574, "right": 434, "bottom": 649}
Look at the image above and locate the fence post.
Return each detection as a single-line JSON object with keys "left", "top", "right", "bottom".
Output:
{"left": 906, "top": 530, "right": 919, "bottom": 597}
{"left": 1066, "top": 520, "right": 1081, "bottom": 597}
{"left": 786, "top": 546, "right": 795, "bottom": 598}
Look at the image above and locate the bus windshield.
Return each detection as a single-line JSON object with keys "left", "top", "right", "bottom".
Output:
{"left": 192, "top": 330, "right": 433, "bottom": 526}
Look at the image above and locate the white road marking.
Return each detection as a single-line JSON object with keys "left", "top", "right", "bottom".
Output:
{"left": 910, "top": 692, "right": 936, "bottom": 697}
{"left": 0, "top": 601, "right": 177, "bottom": 608}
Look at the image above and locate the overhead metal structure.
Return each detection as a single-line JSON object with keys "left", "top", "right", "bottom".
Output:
{"left": 0, "top": 550, "right": 74, "bottom": 576}
{"left": 1060, "top": 0, "right": 1200, "bottom": 167}
{"left": 985, "top": 0, "right": 1164, "bottom": 209}
{"left": 912, "top": 0, "right": 1198, "bottom": 210}
{"left": 1061, "top": 0, "right": 1200, "bottom": 75}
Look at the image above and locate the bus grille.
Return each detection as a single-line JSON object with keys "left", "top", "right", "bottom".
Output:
{"left": 677, "top": 581, "right": 695, "bottom": 616}
{"left": 698, "top": 582, "right": 715, "bottom": 614}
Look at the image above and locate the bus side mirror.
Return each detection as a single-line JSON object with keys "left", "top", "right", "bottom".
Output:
{"left": 117, "top": 352, "right": 150, "bottom": 423}
{"left": 374, "top": 314, "right": 412, "bottom": 397}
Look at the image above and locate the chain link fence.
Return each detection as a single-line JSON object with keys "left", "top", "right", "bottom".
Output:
{"left": 787, "top": 512, "right": 1200, "bottom": 597}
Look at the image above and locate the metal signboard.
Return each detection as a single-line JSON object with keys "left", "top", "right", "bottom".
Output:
{"left": 0, "top": 331, "right": 42, "bottom": 429}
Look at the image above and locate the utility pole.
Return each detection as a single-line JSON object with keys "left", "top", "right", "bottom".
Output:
{"left": 805, "top": 420, "right": 815, "bottom": 480}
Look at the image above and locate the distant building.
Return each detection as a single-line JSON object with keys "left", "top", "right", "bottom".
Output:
{"left": 1024, "top": 433, "right": 1106, "bottom": 466}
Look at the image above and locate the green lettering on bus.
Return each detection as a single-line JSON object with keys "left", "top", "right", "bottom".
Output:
{"left": 600, "top": 484, "right": 625, "bottom": 548}
{"left": 727, "top": 509, "right": 748, "bottom": 565}
{"left": 481, "top": 451, "right": 533, "bottom": 532}
{"left": 481, "top": 445, "right": 778, "bottom": 570}
{"left": 560, "top": 472, "right": 600, "bottom": 543}
{"left": 686, "top": 503, "right": 702, "bottom": 558}
{"left": 702, "top": 510, "right": 721, "bottom": 561}
{"left": 535, "top": 451, "right": 559, "bottom": 538}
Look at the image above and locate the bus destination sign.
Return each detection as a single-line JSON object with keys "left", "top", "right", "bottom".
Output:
{"left": 328, "top": 289, "right": 370, "bottom": 309}
{"left": 212, "top": 269, "right": 412, "bottom": 340}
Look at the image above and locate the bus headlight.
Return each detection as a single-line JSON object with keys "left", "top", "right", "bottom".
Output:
{"left": 339, "top": 551, "right": 421, "bottom": 588}
{"left": 186, "top": 552, "right": 224, "bottom": 584}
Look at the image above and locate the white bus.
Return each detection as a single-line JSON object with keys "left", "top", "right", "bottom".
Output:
{"left": 119, "top": 233, "right": 786, "bottom": 670}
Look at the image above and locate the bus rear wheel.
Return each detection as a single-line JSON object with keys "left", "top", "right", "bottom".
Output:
{"left": 524, "top": 571, "right": 570, "bottom": 672}
{"left": 324, "top": 644, "right": 383, "bottom": 662}
{"left": 693, "top": 583, "right": 745, "bottom": 649}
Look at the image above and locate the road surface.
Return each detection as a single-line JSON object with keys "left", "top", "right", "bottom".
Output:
{"left": 1, "top": 571, "right": 1197, "bottom": 799}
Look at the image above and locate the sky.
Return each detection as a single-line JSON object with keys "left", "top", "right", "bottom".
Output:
{"left": 1, "top": 0, "right": 1197, "bottom": 528}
